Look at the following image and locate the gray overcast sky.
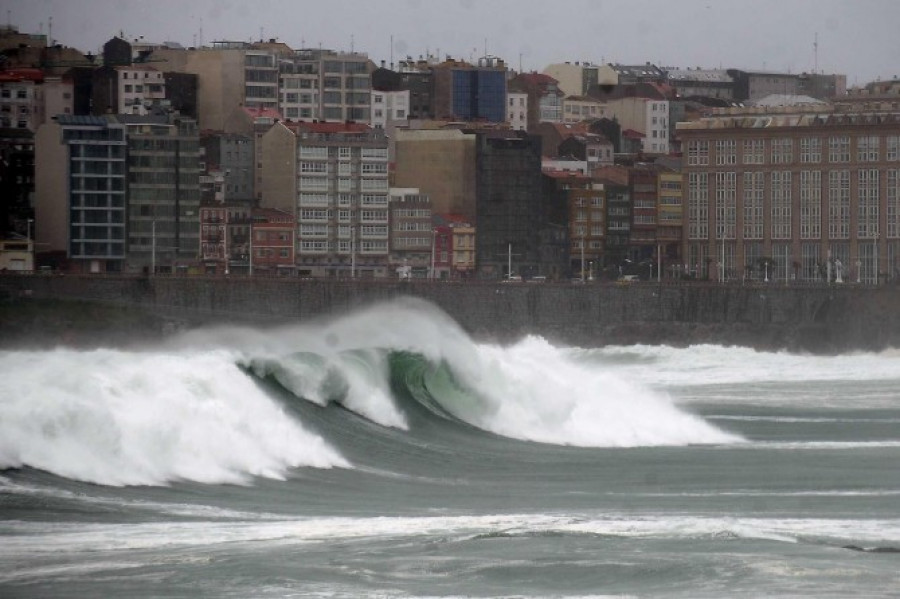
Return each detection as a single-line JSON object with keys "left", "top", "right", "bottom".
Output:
{"left": 8, "top": 0, "right": 900, "bottom": 86}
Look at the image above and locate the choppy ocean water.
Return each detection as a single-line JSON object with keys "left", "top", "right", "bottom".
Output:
{"left": 2, "top": 298, "right": 899, "bottom": 598}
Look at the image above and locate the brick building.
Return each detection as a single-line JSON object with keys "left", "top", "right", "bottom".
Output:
{"left": 677, "top": 104, "right": 900, "bottom": 283}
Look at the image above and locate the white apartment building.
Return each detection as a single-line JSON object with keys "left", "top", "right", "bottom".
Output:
{"left": 370, "top": 89, "right": 409, "bottom": 128}
{"left": 0, "top": 72, "right": 43, "bottom": 130}
{"left": 115, "top": 66, "right": 166, "bottom": 115}
{"left": 507, "top": 92, "right": 527, "bottom": 130}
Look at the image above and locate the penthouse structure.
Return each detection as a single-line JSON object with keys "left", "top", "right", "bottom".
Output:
{"left": 677, "top": 104, "right": 900, "bottom": 284}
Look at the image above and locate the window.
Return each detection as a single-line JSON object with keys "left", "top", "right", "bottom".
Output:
{"left": 771, "top": 171, "right": 792, "bottom": 239}
{"left": 771, "top": 138, "right": 793, "bottom": 164}
{"left": 715, "top": 140, "right": 736, "bottom": 165}
{"left": 888, "top": 136, "right": 900, "bottom": 161}
{"left": 828, "top": 170, "right": 850, "bottom": 239}
{"left": 687, "top": 172, "right": 709, "bottom": 239}
{"left": 742, "top": 139, "right": 764, "bottom": 164}
{"left": 743, "top": 171, "right": 764, "bottom": 239}
{"left": 687, "top": 140, "right": 709, "bottom": 166}
{"left": 715, "top": 172, "right": 736, "bottom": 239}
{"left": 799, "top": 171, "right": 821, "bottom": 239}
{"left": 888, "top": 170, "right": 900, "bottom": 238}
{"left": 800, "top": 137, "right": 821, "bottom": 163}
{"left": 857, "top": 135, "right": 879, "bottom": 162}
{"left": 857, "top": 169, "right": 879, "bottom": 238}
{"left": 829, "top": 136, "right": 850, "bottom": 163}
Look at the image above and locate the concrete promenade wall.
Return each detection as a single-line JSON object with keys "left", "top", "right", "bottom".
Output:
{"left": 2, "top": 274, "right": 899, "bottom": 352}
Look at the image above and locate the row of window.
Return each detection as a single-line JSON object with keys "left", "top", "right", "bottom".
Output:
{"left": 298, "top": 146, "right": 389, "bottom": 159}
{"left": 688, "top": 136, "right": 900, "bottom": 166}
{"left": 688, "top": 169, "right": 900, "bottom": 240}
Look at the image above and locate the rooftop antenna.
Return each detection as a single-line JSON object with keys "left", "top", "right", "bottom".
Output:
{"left": 351, "top": 34, "right": 354, "bottom": 53}
{"left": 199, "top": 17, "right": 203, "bottom": 47}
{"left": 390, "top": 34, "right": 393, "bottom": 69}
{"left": 48, "top": 15, "right": 52, "bottom": 45}
{"left": 814, "top": 31, "right": 819, "bottom": 74}
{"left": 519, "top": 52, "right": 523, "bottom": 72}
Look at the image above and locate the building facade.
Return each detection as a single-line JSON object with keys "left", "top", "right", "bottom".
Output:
{"left": 260, "top": 121, "right": 390, "bottom": 277}
{"left": 121, "top": 113, "right": 201, "bottom": 273}
{"left": 388, "top": 187, "right": 432, "bottom": 278}
{"left": 678, "top": 105, "right": 900, "bottom": 284}
{"left": 475, "top": 131, "right": 544, "bottom": 279}
{"left": 35, "top": 114, "right": 128, "bottom": 273}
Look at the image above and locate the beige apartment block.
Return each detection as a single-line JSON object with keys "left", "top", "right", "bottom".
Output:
{"left": 151, "top": 43, "right": 281, "bottom": 130}
{"left": 677, "top": 104, "right": 900, "bottom": 284}
{"left": 393, "top": 128, "right": 477, "bottom": 220}
{"left": 605, "top": 96, "right": 669, "bottom": 154}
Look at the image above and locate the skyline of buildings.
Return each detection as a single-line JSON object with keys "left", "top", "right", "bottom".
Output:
{"left": 3, "top": 22, "right": 900, "bottom": 283}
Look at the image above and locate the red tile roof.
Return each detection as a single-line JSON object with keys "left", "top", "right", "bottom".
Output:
{"left": 241, "top": 106, "right": 282, "bottom": 120}
{"left": 0, "top": 68, "right": 44, "bottom": 83}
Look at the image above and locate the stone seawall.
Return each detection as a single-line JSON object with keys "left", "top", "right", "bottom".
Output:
{"left": 2, "top": 274, "right": 899, "bottom": 353}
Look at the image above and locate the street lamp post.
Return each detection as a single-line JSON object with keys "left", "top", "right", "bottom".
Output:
{"left": 875, "top": 231, "right": 879, "bottom": 285}
{"left": 580, "top": 231, "right": 585, "bottom": 282}
{"left": 26, "top": 218, "right": 33, "bottom": 271}
{"left": 720, "top": 233, "right": 726, "bottom": 283}
{"left": 151, "top": 220, "right": 156, "bottom": 276}
{"left": 350, "top": 225, "right": 356, "bottom": 279}
{"left": 431, "top": 228, "right": 437, "bottom": 280}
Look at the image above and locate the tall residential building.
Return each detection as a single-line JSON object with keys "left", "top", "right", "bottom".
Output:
{"left": 120, "top": 113, "right": 201, "bottom": 273}
{"left": 474, "top": 131, "right": 545, "bottom": 279}
{"left": 657, "top": 171, "right": 685, "bottom": 274}
{"left": 259, "top": 121, "right": 389, "bottom": 278}
{"left": 677, "top": 105, "right": 900, "bottom": 284}
{"left": 388, "top": 187, "right": 432, "bottom": 278}
{"left": 543, "top": 170, "right": 604, "bottom": 279}
{"left": 279, "top": 48, "right": 373, "bottom": 123}
{"left": 35, "top": 114, "right": 127, "bottom": 273}
{"left": 0, "top": 127, "right": 35, "bottom": 236}
{"left": 200, "top": 131, "right": 254, "bottom": 202}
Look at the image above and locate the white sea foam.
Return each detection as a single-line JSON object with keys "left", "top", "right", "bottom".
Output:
{"left": 581, "top": 343, "right": 900, "bottom": 388}
{"left": 0, "top": 348, "right": 349, "bottom": 486}
{"left": 175, "top": 298, "right": 739, "bottom": 447}
{"left": 451, "top": 336, "right": 740, "bottom": 447}
{"left": 3, "top": 512, "right": 898, "bottom": 561}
